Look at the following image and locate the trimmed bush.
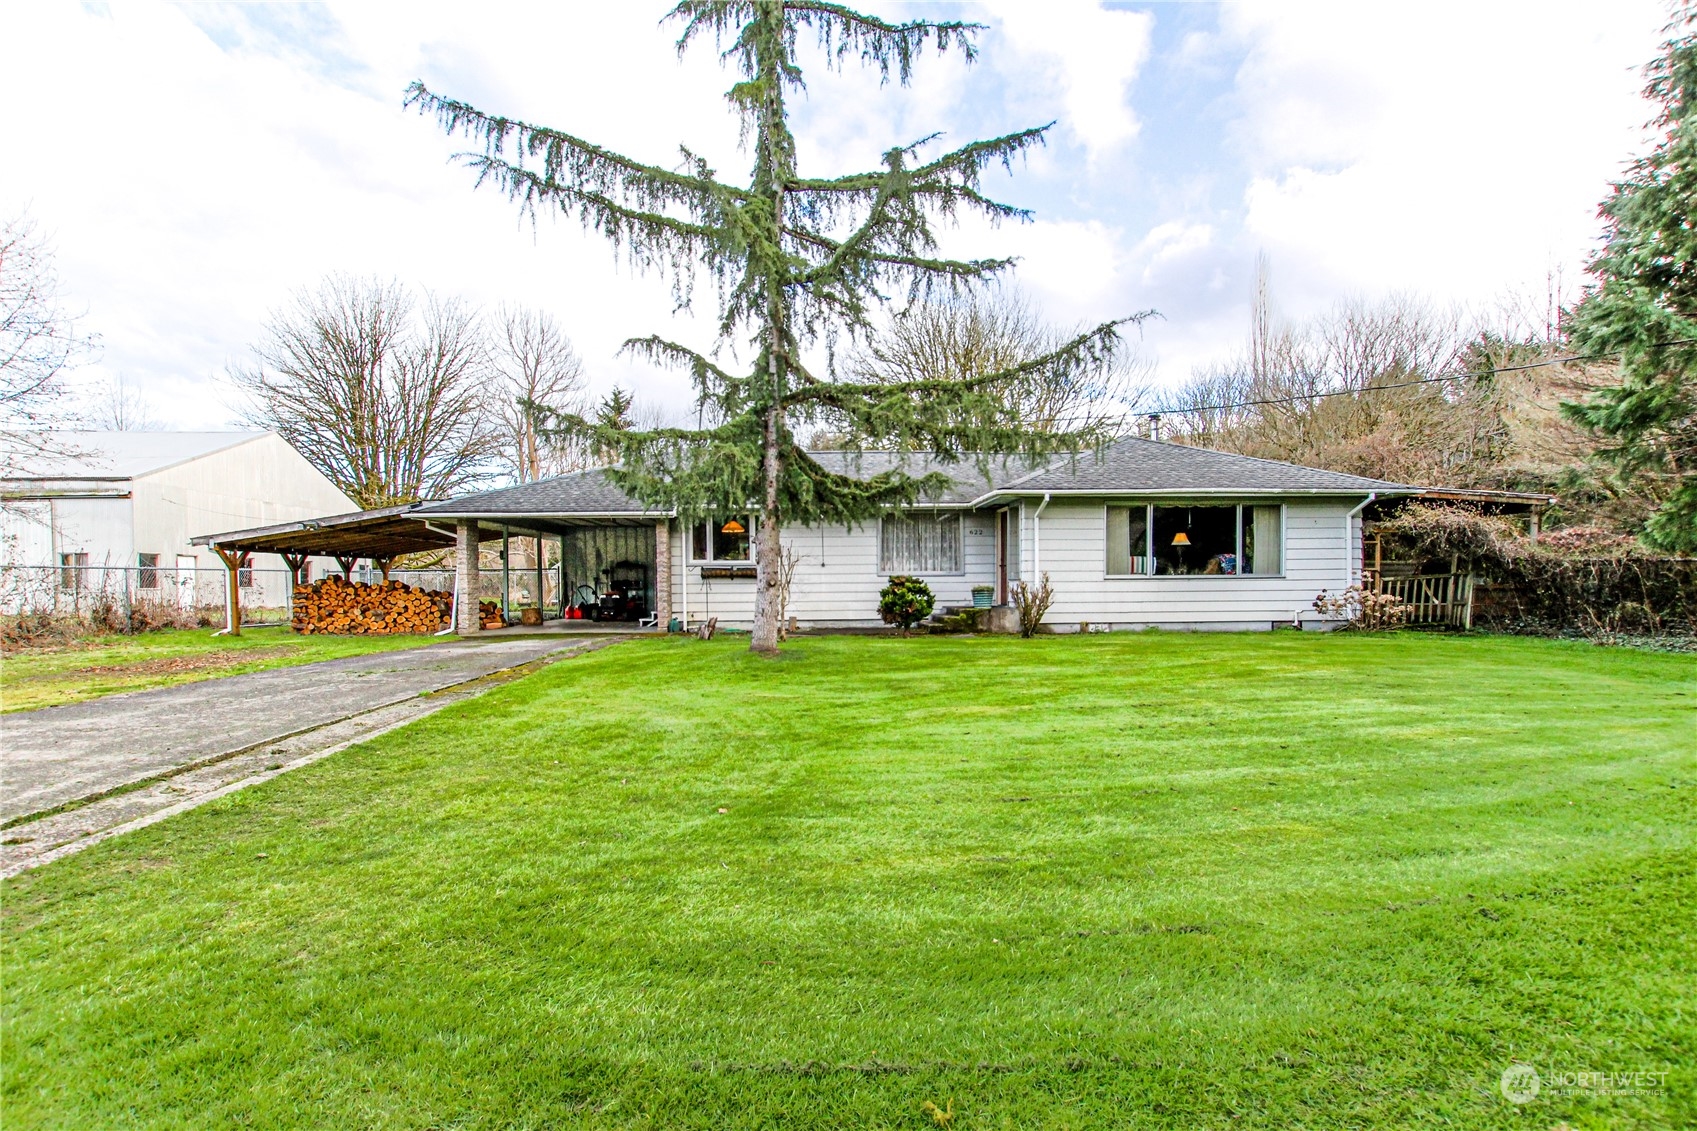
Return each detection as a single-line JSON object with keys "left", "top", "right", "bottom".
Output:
{"left": 878, "top": 575, "right": 935, "bottom": 634}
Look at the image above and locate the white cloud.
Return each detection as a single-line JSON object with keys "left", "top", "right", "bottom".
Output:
{"left": 1222, "top": 0, "right": 1663, "bottom": 315}
{"left": 982, "top": 1, "right": 1154, "bottom": 158}
{"left": 0, "top": 1, "right": 736, "bottom": 428}
{"left": 1132, "top": 222, "right": 1214, "bottom": 282}
{"left": 0, "top": 0, "right": 1674, "bottom": 429}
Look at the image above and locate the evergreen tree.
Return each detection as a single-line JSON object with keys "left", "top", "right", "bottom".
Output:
{"left": 408, "top": 1, "right": 1145, "bottom": 651}
{"left": 1565, "top": 11, "right": 1697, "bottom": 552}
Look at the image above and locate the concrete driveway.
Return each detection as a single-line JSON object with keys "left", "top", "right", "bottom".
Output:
{"left": 1, "top": 636, "right": 589, "bottom": 824}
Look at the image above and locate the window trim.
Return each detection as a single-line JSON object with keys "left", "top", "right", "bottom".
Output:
{"left": 877, "top": 510, "right": 966, "bottom": 577}
{"left": 1103, "top": 502, "right": 1285, "bottom": 579}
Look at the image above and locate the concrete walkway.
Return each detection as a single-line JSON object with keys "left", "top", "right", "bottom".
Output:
{"left": 1, "top": 636, "right": 595, "bottom": 825}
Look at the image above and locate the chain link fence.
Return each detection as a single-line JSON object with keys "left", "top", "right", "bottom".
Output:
{"left": 1, "top": 563, "right": 298, "bottom": 627}
{"left": 4, "top": 561, "right": 570, "bottom": 634}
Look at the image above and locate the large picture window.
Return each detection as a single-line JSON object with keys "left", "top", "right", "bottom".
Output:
{"left": 690, "top": 517, "right": 752, "bottom": 562}
{"left": 1106, "top": 504, "right": 1282, "bottom": 576}
{"left": 880, "top": 512, "right": 962, "bottom": 574}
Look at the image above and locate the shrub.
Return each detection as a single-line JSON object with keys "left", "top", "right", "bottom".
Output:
{"left": 1010, "top": 573, "right": 1054, "bottom": 638}
{"left": 1378, "top": 503, "right": 1694, "bottom": 634}
{"left": 1313, "top": 585, "right": 1411, "bottom": 630}
{"left": 878, "top": 575, "right": 935, "bottom": 634}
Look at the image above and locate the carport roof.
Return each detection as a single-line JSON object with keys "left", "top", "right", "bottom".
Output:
{"left": 191, "top": 503, "right": 458, "bottom": 559}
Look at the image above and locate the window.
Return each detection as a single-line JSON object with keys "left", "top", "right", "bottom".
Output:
{"left": 137, "top": 553, "right": 159, "bottom": 590}
{"left": 59, "top": 552, "right": 88, "bottom": 592}
{"left": 1153, "top": 505, "right": 1236, "bottom": 575}
{"left": 880, "top": 512, "right": 962, "bottom": 574}
{"left": 1241, "top": 505, "right": 1283, "bottom": 575}
{"left": 238, "top": 563, "right": 255, "bottom": 588}
{"left": 1106, "top": 504, "right": 1283, "bottom": 577}
{"left": 690, "top": 517, "right": 752, "bottom": 562}
{"left": 1004, "top": 508, "right": 1020, "bottom": 582}
{"left": 1105, "top": 507, "right": 1150, "bottom": 576}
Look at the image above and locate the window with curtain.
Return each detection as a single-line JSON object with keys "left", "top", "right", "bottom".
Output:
{"left": 880, "top": 512, "right": 962, "bottom": 573}
{"left": 1105, "top": 506, "right": 1151, "bottom": 575}
{"left": 1241, "top": 505, "right": 1282, "bottom": 575}
{"left": 1105, "top": 504, "right": 1283, "bottom": 577}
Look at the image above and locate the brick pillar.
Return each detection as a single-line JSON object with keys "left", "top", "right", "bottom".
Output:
{"left": 654, "top": 520, "right": 672, "bottom": 628}
{"left": 455, "top": 520, "right": 482, "bottom": 635}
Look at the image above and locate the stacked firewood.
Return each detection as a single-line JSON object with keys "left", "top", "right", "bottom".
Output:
{"left": 479, "top": 600, "right": 505, "bottom": 630}
{"left": 292, "top": 577, "right": 451, "bottom": 635}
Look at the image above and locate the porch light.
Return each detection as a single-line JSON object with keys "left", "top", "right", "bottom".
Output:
{"left": 721, "top": 518, "right": 746, "bottom": 534}
{"left": 1171, "top": 531, "right": 1191, "bottom": 546}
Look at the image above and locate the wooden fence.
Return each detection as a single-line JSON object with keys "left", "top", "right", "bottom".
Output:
{"left": 1369, "top": 571, "right": 1475, "bottom": 628}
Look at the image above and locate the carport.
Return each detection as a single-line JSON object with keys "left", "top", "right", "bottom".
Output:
{"left": 191, "top": 503, "right": 499, "bottom": 636}
{"left": 196, "top": 493, "right": 668, "bottom": 636}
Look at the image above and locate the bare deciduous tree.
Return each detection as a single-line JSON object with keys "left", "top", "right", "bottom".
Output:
{"left": 232, "top": 275, "right": 499, "bottom": 508}
{"left": 828, "top": 286, "right": 1149, "bottom": 446}
{"left": 1, "top": 214, "right": 97, "bottom": 474}
{"left": 1157, "top": 286, "right": 1502, "bottom": 486}
{"left": 78, "top": 374, "right": 161, "bottom": 431}
{"left": 491, "top": 306, "right": 588, "bottom": 483}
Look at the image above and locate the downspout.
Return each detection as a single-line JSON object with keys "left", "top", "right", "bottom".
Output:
{"left": 1344, "top": 492, "right": 1377, "bottom": 587}
{"left": 1033, "top": 493, "right": 1052, "bottom": 579}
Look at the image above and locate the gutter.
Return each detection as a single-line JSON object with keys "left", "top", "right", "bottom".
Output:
{"left": 966, "top": 486, "right": 1422, "bottom": 508}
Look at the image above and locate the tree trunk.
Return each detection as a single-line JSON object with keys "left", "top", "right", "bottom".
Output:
{"left": 751, "top": 403, "right": 783, "bottom": 654}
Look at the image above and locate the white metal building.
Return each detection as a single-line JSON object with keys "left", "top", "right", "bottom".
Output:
{"left": 1, "top": 432, "right": 356, "bottom": 608}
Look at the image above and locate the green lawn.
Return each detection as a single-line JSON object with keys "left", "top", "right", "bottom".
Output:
{"left": 0, "top": 627, "right": 440, "bottom": 712}
{"left": 3, "top": 633, "right": 1692, "bottom": 1128}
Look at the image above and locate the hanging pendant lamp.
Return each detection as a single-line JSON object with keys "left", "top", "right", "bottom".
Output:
{"left": 721, "top": 518, "right": 746, "bottom": 534}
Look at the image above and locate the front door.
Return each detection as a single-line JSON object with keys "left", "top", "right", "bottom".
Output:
{"left": 995, "top": 509, "right": 1009, "bottom": 604}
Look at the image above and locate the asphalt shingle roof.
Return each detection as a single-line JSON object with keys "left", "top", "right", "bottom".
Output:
{"left": 413, "top": 469, "right": 658, "bottom": 516}
{"left": 411, "top": 440, "right": 1418, "bottom": 518}
{"left": 804, "top": 451, "right": 1046, "bottom": 504}
{"left": 1002, "top": 437, "right": 1418, "bottom": 495}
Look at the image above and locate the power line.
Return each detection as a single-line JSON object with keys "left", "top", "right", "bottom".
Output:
{"left": 1141, "top": 339, "right": 1695, "bottom": 421}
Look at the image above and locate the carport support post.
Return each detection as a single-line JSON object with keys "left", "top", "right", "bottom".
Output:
{"left": 281, "top": 552, "right": 307, "bottom": 626}
{"left": 655, "top": 521, "right": 671, "bottom": 629}
{"left": 500, "top": 526, "right": 510, "bottom": 623}
{"left": 534, "top": 536, "right": 544, "bottom": 621}
{"left": 211, "top": 546, "right": 244, "bottom": 636}
{"left": 455, "top": 521, "right": 482, "bottom": 635}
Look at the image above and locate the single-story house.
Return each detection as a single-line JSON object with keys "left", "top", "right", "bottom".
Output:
{"left": 402, "top": 437, "right": 1420, "bottom": 633}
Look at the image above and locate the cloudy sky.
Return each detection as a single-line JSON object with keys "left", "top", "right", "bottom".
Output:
{"left": 0, "top": 1, "right": 1671, "bottom": 429}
